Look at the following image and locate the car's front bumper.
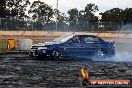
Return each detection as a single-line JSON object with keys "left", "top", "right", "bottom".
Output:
{"left": 37, "top": 49, "right": 51, "bottom": 58}
{"left": 29, "top": 50, "right": 38, "bottom": 57}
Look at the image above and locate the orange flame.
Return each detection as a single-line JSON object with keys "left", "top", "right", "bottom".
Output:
{"left": 81, "top": 67, "right": 89, "bottom": 78}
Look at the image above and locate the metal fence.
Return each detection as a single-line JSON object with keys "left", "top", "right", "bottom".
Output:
{"left": 0, "top": 18, "right": 132, "bottom": 53}
{"left": 0, "top": 18, "right": 129, "bottom": 32}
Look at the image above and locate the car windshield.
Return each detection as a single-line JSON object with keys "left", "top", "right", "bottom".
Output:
{"left": 52, "top": 35, "right": 73, "bottom": 42}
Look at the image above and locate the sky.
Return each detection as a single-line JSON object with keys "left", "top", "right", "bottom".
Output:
{"left": 29, "top": 0, "right": 132, "bottom": 15}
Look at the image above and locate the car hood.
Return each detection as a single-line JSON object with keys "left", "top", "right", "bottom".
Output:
{"left": 32, "top": 41, "right": 62, "bottom": 47}
{"left": 43, "top": 41, "right": 62, "bottom": 46}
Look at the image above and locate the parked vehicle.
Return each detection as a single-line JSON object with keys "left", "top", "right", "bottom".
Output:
{"left": 29, "top": 34, "right": 115, "bottom": 60}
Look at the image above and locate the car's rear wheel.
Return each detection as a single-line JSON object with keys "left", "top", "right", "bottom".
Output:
{"left": 51, "top": 49, "right": 62, "bottom": 60}
{"left": 96, "top": 49, "right": 106, "bottom": 58}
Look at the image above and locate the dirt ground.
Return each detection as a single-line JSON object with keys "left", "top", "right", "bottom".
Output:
{"left": 0, "top": 56, "right": 131, "bottom": 88}
{"left": 0, "top": 38, "right": 132, "bottom": 88}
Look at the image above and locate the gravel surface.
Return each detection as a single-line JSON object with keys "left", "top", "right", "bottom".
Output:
{"left": 0, "top": 56, "right": 131, "bottom": 88}
{"left": 0, "top": 38, "right": 132, "bottom": 88}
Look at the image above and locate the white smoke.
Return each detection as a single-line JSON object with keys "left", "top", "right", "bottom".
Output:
{"left": 113, "top": 52, "right": 132, "bottom": 62}
{"left": 111, "top": 29, "right": 132, "bottom": 62}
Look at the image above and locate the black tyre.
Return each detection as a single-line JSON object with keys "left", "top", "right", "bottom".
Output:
{"left": 51, "top": 49, "right": 63, "bottom": 60}
{"left": 96, "top": 49, "right": 107, "bottom": 58}
{"left": 37, "top": 55, "right": 43, "bottom": 59}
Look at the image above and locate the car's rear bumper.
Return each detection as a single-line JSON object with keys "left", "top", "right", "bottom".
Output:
{"left": 107, "top": 49, "right": 115, "bottom": 57}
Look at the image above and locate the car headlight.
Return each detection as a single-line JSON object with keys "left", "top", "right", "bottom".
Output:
{"left": 38, "top": 47, "right": 47, "bottom": 50}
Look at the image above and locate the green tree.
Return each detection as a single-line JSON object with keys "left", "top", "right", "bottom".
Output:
{"left": 29, "top": 0, "right": 54, "bottom": 23}
{"left": 123, "top": 8, "right": 132, "bottom": 24}
{"left": 67, "top": 4, "right": 99, "bottom": 31}
{"left": 0, "top": 0, "right": 6, "bottom": 18}
{"left": 54, "top": 9, "right": 68, "bottom": 22}
{"left": 6, "top": 0, "right": 30, "bottom": 19}
{"left": 67, "top": 8, "right": 79, "bottom": 31}
{"left": 101, "top": 8, "right": 124, "bottom": 24}
{"left": 84, "top": 3, "right": 99, "bottom": 23}
{"left": 67, "top": 8, "right": 79, "bottom": 22}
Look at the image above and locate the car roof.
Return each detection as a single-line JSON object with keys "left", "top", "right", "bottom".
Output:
{"left": 74, "top": 34, "right": 98, "bottom": 37}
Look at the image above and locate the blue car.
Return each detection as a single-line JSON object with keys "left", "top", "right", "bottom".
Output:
{"left": 29, "top": 34, "right": 115, "bottom": 60}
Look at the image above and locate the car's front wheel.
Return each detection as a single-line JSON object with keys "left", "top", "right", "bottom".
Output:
{"left": 29, "top": 52, "right": 32, "bottom": 57}
{"left": 51, "top": 49, "right": 63, "bottom": 60}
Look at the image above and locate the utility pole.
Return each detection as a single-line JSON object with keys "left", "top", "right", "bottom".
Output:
{"left": 56, "top": 0, "right": 58, "bottom": 31}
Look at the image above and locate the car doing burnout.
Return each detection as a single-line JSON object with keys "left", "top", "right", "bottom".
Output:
{"left": 29, "top": 34, "right": 115, "bottom": 60}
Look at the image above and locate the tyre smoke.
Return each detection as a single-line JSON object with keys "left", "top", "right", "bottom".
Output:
{"left": 112, "top": 32, "right": 132, "bottom": 62}
{"left": 113, "top": 52, "right": 132, "bottom": 62}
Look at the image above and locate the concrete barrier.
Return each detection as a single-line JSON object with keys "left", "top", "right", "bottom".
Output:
{"left": 0, "top": 31, "right": 132, "bottom": 39}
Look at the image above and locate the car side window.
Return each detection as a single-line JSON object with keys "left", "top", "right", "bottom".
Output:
{"left": 94, "top": 37, "right": 100, "bottom": 42}
{"left": 69, "top": 37, "right": 81, "bottom": 43}
{"left": 83, "top": 36, "right": 100, "bottom": 43}
{"left": 74, "top": 37, "right": 80, "bottom": 43}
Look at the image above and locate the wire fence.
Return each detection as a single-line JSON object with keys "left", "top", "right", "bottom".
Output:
{"left": 0, "top": 18, "right": 132, "bottom": 53}
{"left": 0, "top": 18, "right": 128, "bottom": 32}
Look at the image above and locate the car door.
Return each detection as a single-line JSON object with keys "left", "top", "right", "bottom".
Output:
{"left": 82, "top": 36, "right": 101, "bottom": 57}
{"left": 63, "top": 36, "right": 84, "bottom": 58}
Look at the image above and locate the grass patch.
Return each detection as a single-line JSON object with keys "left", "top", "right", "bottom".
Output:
{"left": 0, "top": 40, "right": 7, "bottom": 53}
{"left": 33, "top": 40, "right": 44, "bottom": 44}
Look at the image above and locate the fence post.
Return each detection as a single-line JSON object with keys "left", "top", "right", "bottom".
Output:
{"left": 32, "top": 22, "right": 33, "bottom": 30}
{"left": 5, "top": 22, "right": 7, "bottom": 30}
{"left": 0, "top": 17, "right": 1, "bottom": 28}
{"left": 110, "top": 21, "right": 111, "bottom": 27}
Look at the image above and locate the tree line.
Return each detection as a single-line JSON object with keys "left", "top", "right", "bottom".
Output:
{"left": 0, "top": 0, "right": 132, "bottom": 31}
